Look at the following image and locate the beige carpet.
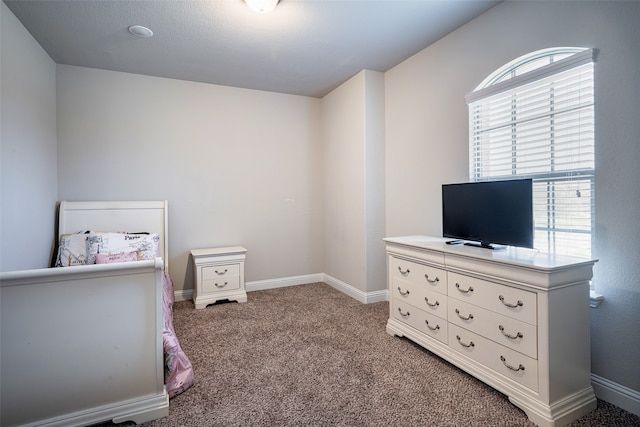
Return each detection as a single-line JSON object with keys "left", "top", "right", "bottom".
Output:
{"left": 113, "top": 282, "right": 639, "bottom": 426}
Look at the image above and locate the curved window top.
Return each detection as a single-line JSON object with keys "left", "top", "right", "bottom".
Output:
{"left": 466, "top": 47, "right": 596, "bottom": 105}
{"left": 475, "top": 47, "right": 590, "bottom": 90}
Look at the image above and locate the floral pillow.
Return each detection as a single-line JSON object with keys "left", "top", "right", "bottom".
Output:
{"left": 87, "top": 232, "right": 160, "bottom": 264}
{"left": 55, "top": 231, "right": 92, "bottom": 267}
{"left": 95, "top": 251, "right": 139, "bottom": 264}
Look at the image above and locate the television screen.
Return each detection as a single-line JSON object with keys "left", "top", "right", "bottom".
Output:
{"left": 442, "top": 179, "right": 533, "bottom": 249}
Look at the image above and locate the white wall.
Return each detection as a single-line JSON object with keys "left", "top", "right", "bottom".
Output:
{"left": 56, "top": 65, "right": 323, "bottom": 293}
{"left": 363, "top": 71, "right": 386, "bottom": 294}
{"left": 0, "top": 2, "right": 57, "bottom": 271}
{"left": 385, "top": 0, "right": 640, "bottom": 406}
{"left": 321, "top": 70, "right": 385, "bottom": 294}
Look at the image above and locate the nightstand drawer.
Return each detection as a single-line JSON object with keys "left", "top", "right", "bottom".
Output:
{"left": 202, "top": 276, "right": 240, "bottom": 294}
{"left": 202, "top": 264, "right": 240, "bottom": 280}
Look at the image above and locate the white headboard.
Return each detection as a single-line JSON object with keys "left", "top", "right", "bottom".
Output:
{"left": 58, "top": 201, "right": 169, "bottom": 272}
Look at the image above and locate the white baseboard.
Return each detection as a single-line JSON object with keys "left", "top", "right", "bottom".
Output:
{"left": 176, "top": 273, "right": 389, "bottom": 304}
{"left": 592, "top": 374, "right": 640, "bottom": 417}
{"left": 322, "top": 274, "right": 388, "bottom": 304}
{"left": 174, "top": 288, "right": 193, "bottom": 302}
{"left": 245, "top": 273, "right": 325, "bottom": 292}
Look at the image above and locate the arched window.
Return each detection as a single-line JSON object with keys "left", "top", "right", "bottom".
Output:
{"left": 466, "top": 48, "right": 596, "bottom": 258}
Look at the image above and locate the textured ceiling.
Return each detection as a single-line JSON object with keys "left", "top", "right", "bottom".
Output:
{"left": 4, "top": 0, "right": 499, "bottom": 98}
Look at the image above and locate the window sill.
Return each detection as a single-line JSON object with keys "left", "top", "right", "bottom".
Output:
{"left": 590, "top": 290, "right": 604, "bottom": 308}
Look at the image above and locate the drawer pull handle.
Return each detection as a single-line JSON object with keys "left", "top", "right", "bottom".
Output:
{"left": 424, "top": 274, "right": 440, "bottom": 285}
{"left": 455, "top": 308, "right": 474, "bottom": 321}
{"left": 424, "top": 297, "right": 440, "bottom": 308}
{"left": 455, "top": 283, "right": 474, "bottom": 294}
{"left": 500, "top": 356, "right": 525, "bottom": 372}
{"left": 499, "top": 325, "right": 523, "bottom": 340}
{"left": 425, "top": 320, "right": 440, "bottom": 331}
{"left": 215, "top": 282, "right": 228, "bottom": 288}
{"left": 215, "top": 269, "right": 228, "bottom": 275}
{"left": 397, "top": 287, "right": 410, "bottom": 296}
{"left": 397, "top": 308, "right": 410, "bottom": 317}
{"left": 397, "top": 266, "right": 410, "bottom": 275}
{"left": 456, "top": 335, "right": 475, "bottom": 348}
{"left": 499, "top": 295, "right": 523, "bottom": 308}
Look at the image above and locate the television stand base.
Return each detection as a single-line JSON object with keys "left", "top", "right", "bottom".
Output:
{"left": 464, "top": 241, "right": 506, "bottom": 250}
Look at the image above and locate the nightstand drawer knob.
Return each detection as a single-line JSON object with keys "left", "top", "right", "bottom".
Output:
{"left": 215, "top": 282, "right": 228, "bottom": 288}
{"left": 215, "top": 269, "right": 228, "bottom": 275}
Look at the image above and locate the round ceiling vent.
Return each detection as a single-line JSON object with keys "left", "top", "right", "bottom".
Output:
{"left": 128, "top": 25, "right": 154, "bottom": 38}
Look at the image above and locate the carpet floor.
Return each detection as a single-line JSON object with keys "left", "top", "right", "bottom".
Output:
{"left": 109, "top": 282, "right": 639, "bottom": 426}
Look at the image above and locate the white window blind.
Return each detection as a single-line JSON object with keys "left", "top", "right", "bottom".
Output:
{"left": 467, "top": 49, "right": 595, "bottom": 258}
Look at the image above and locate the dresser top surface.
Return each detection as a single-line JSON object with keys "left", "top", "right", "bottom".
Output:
{"left": 383, "top": 236, "right": 596, "bottom": 271}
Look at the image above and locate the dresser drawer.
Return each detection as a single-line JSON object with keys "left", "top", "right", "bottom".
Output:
{"left": 202, "top": 264, "right": 240, "bottom": 280}
{"left": 393, "top": 278, "right": 447, "bottom": 319}
{"left": 447, "top": 272, "right": 537, "bottom": 325}
{"left": 448, "top": 324, "right": 538, "bottom": 392}
{"left": 392, "top": 300, "right": 448, "bottom": 344}
{"left": 448, "top": 298, "right": 537, "bottom": 359}
{"left": 390, "top": 257, "right": 447, "bottom": 295}
{"left": 202, "top": 276, "right": 240, "bottom": 293}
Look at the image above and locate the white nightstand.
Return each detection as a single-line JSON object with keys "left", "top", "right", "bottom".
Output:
{"left": 191, "top": 246, "right": 247, "bottom": 309}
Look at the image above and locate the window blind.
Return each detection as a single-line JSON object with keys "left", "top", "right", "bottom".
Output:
{"left": 468, "top": 53, "right": 594, "bottom": 258}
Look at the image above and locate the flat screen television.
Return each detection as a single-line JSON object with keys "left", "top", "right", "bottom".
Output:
{"left": 442, "top": 179, "right": 533, "bottom": 249}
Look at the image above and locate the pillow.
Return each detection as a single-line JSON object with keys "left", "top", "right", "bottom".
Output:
{"left": 95, "top": 251, "right": 139, "bottom": 264}
{"left": 87, "top": 232, "right": 159, "bottom": 264}
{"left": 55, "top": 231, "right": 92, "bottom": 267}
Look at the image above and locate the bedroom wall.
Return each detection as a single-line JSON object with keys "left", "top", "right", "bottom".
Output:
{"left": 321, "top": 70, "right": 386, "bottom": 296}
{"left": 55, "top": 65, "right": 324, "bottom": 294}
{"left": 385, "top": 0, "right": 640, "bottom": 411}
{"left": 0, "top": 2, "right": 57, "bottom": 271}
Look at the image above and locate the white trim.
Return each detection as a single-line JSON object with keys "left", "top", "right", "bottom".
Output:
{"left": 20, "top": 391, "right": 169, "bottom": 427}
{"left": 322, "top": 274, "right": 388, "bottom": 304}
{"left": 591, "top": 374, "right": 640, "bottom": 417}
{"left": 245, "top": 273, "right": 325, "bottom": 292}
{"left": 174, "top": 288, "right": 193, "bottom": 302}
{"left": 177, "top": 273, "right": 390, "bottom": 304}
{"left": 589, "top": 290, "right": 604, "bottom": 308}
{"left": 466, "top": 48, "right": 597, "bottom": 103}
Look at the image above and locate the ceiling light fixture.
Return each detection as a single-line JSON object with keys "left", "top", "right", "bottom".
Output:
{"left": 244, "top": 0, "right": 279, "bottom": 14}
{"left": 128, "top": 25, "right": 154, "bottom": 38}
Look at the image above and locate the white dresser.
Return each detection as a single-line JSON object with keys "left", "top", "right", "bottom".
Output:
{"left": 191, "top": 246, "right": 247, "bottom": 309}
{"left": 384, "top": 236, "right": 597, "bottom": 427}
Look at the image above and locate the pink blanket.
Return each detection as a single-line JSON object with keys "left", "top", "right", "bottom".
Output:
{"left": 162, "top": 272, "right": 194, "bottom": 398}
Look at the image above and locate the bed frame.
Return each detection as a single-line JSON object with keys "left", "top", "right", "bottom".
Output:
{"left": 1, "top": 201, "right": 170, "bottom": 427}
